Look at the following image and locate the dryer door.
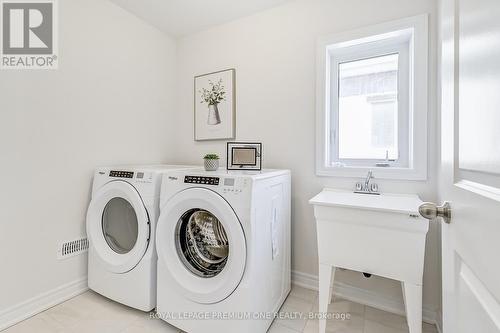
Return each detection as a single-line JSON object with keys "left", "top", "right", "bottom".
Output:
{"left": 156, "top": 188, "right": 246, "bottom": 304}
{"left": 87, "top": 180, "right": 150, "bottom": 273}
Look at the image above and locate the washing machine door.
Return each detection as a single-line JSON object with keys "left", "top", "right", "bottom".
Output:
{"left": 86, "top": 180, "right": 150, "bottom": 273}
{"left": 156, "top": 188, "right": 246, "bottom": 304}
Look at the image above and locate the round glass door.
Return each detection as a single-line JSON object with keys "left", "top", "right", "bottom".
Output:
{"left": 102, "top": 197, "right": 138, "bottom": 254}
{"left": 176, "top": 209, "right": 229, "bottom": 278}
{"left": 86, "top": 180, "right": 150, "bottom": 273}
{"left": 156, "top": 187, "right": 246, "bottom": 304}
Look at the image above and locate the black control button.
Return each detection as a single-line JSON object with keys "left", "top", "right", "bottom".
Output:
{"left": 110, "top": 170, "right": 134, "bottom": 178}
{"left": 184, "top": 176, "right": 220, "bottom": 186}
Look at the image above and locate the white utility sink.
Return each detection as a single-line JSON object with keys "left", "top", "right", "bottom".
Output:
{"left": 309, "top": 189, "right": 429, "bottom": 333}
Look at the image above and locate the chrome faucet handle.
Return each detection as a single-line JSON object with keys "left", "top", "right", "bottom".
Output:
{"left": 355, "top": 182, "right": 363, "bottom": 191}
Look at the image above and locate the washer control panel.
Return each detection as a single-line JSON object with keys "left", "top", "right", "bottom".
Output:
{"left": 222, "top": 177, "right": 247, "bottom": 194}
{"left": 184, "top": 176, "right": 220, "bottom": 186}
{"left": 109, "top": 170, "right": 134, "bottom": 178}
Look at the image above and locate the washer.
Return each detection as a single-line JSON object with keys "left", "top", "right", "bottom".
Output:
{"left": 86, "top": 165, "right": 195, "bottom": 311}
{"left": 156, "top": 168, "right": 291, "bottom": 333}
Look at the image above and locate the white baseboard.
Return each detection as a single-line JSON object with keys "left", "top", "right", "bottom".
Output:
{"left": 0, "top": 277, "right": 88, "bottom": 331}
{"left": 292, "top": 270, "right": 440, "bottom": 329}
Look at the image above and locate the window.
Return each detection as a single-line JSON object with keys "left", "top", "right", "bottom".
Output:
{"left": 316, "top": 15, "right": 428, "bottom": 180}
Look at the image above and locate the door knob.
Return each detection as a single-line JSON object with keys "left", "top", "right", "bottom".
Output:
{"left": 418, "top": 202, "right": 451, "bottom": 224}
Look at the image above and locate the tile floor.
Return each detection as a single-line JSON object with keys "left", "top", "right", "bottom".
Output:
{"left": 3, "top": 286, "right": 438, "bottom": 333}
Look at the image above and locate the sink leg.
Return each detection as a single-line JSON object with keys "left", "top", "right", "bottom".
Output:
{"left": 319, "top": 264, "right": 335, "bottom": 333}
{"left": 402, "top": 282, "right": 422, "bottom": 333}
{"left": 329, "top": 280, "right": 334, "bottom": 304}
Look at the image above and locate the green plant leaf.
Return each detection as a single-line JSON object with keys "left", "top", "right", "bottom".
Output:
{"left": 203, "top": 153, "right": 219, "bottom": 160}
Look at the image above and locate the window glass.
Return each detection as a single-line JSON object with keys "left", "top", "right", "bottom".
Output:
{"left": 337, "top": 54, "right": 399, "bottom": 160}
{"left": 102, "top": 197, "right": 138, "bottom": 254}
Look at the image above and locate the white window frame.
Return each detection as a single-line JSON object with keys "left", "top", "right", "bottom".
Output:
{"left": 331, "top": 40, "right": 409, "bottom": 168}
{"left": 316, "top": 15, "right": 428, "bottom": 180}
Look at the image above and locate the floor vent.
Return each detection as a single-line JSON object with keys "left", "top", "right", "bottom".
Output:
{"left": 58, "top": 238, "right": 89, "bottom": 260}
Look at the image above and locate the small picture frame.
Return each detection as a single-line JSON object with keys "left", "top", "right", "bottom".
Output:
{"left": 227, "top": 142, "right": 262, "bottom": 171}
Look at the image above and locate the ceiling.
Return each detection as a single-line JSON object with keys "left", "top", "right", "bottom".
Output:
{"left": 109, "top": 0, "right": 292, "bottom": 37}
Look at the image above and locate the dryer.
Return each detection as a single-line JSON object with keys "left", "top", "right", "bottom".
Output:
{"left": 155, "top": 168, "right": 291, "bottom": 333}
{"left": 86, "top": 165, "right": 195, "bottom": 311}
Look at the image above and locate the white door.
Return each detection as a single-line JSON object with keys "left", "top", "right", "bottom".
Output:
{"left": 86, "top": 181, "right": 151, "bottom": 273}
{"left": 439, "top": 0, "right": 500, "bottom": 331}
{"left": 156, "top": 188, "right": 246, "bottom": 304}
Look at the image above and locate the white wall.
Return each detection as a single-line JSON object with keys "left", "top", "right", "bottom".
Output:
{"left": 0, "top": 0, "right": 176, "bottom": 321}
{"left": 173, "top": 0, "right": 441, "bottom": 317}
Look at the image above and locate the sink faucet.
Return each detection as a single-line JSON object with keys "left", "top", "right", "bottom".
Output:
{"left": 363, "top": 170, "right": 373, "bottom": 191}
{"left": 355, "top": 170, "right": 380, "bottom": 195}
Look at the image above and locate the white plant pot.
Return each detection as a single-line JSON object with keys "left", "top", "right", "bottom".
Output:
{"left": 204, "top": 159, "right": 219, "bottom": 171}
{"left": 207, "top": 104, "right": 221, "bottom": 125}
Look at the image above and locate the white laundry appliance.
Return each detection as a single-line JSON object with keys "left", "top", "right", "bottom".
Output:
{"left": 86, "top": 165, "right": 195, "bottom": 311}
{"left": 155, "top": 168, "right": 291, "bottom": 333}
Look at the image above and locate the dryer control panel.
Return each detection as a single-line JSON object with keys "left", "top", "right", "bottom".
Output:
{"left": 109, "top": 170, "right": 134, "bottom": 178}
{"left": 184, "top": 176, "right": 219, "bottom": 186}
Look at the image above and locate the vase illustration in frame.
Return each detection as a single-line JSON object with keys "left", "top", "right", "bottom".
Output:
{"left": 207, "top": 104, "right": 221, "bottom": 125}
{"left": 194, "top": 69, "right": 235, "bottom": 141}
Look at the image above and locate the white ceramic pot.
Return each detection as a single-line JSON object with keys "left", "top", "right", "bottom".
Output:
{"left": 204, "top": 159, "right": 219, "bottom": 171}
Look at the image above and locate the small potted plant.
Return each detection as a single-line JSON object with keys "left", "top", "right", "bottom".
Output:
{"left": 203, "top": 154, "right": 220, "bottom": 171}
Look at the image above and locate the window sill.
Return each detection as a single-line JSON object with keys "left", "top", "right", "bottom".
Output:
{"left": 316, "top": 165, "right": 427, "bottom": 181}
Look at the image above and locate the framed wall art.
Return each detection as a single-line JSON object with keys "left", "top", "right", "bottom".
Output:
{"left": 194, "top": 69, "right": 235, "bottom": 141}
{"left": 227, "top": 142, "right": 262, "bottom": 171}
